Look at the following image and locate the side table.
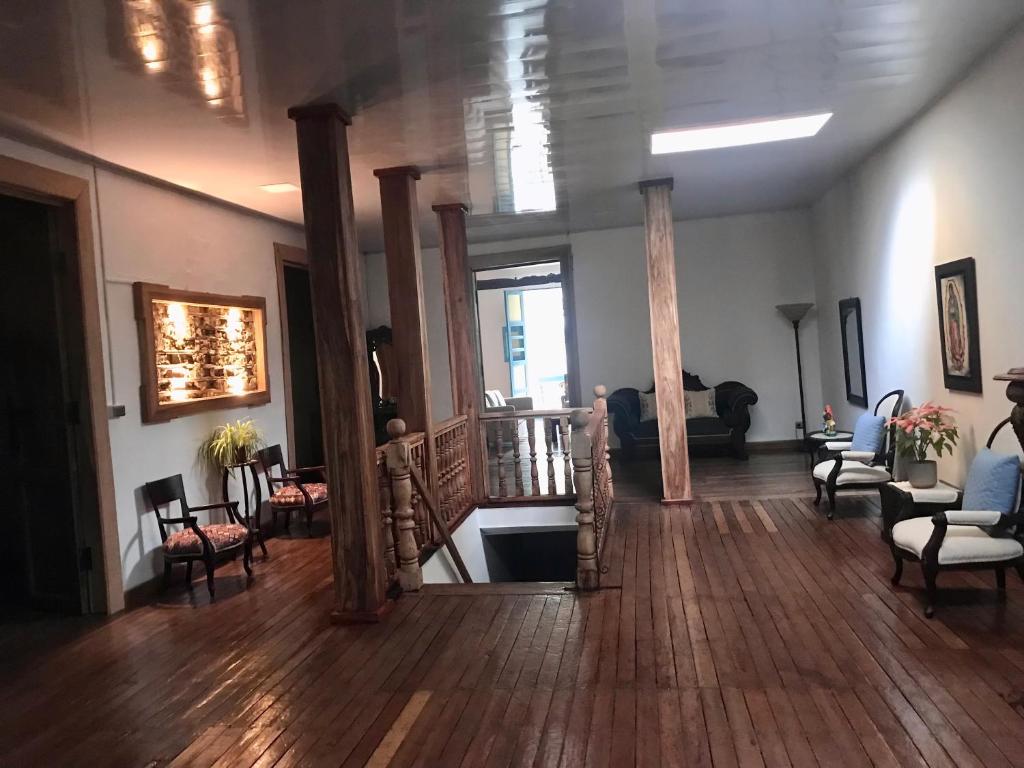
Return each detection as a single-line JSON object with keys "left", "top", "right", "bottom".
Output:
{"left": 222, "top": 460, "right": 268, "bottom": 558}
{"left": 804, "top": 430, "right": 853, "bottom": 464}
{"left": 879, "top": 480, "right": 961, "bottom": 543}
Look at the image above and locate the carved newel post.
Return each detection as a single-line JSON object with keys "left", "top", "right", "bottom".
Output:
{"left": 571, "top": 409, "right": 599, "bottom": 590}
{"left": 385, "top": 418, "right": 423, "bottom": 591}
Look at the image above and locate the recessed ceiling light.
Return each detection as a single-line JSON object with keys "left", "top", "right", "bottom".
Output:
{"left": 651, "top": 112, "right": 833, "bottom": 154}
{"left": 259, "top": 183, "right": 300, "bottom": 194}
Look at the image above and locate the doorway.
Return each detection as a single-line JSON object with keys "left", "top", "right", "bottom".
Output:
{"left": 475, "top": 261, "right": 573, "bottom": 409}
{"left": 274, "top": 244, "right": 324, "bottom": 468}
{"left": 0, "top": 193, "right": 105, "bottom": 615}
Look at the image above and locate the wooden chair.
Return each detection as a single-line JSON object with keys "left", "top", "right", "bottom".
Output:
{"left": 257, "top": 444, "right": 329, "bottom": 536}
{"left": 887, "top": 418, "right": 1024, "bottom": 617}
{"left": 144, "top": 474, "right": 252, "bottom": 600}
{"left": 812, "top": 389, "right": 904, "bottom": 518}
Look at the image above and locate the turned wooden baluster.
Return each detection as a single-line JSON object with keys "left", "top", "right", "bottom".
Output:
{"left": 571, "top": 409, "right": 598, "bottom": 590}
{"left": 496, "top": 428, "right": 506, "bottom": 497}
{"left": 544, "top": 418, "right": 557, "bottom": 495}
{"left": 561, "top": 414, "right": 572, "bottom": 493}
{"left": 512, "top": 417, "right": 524, "bottom": 496}
{"left": 378, "top": 458, "right": 396, "bottom": 578}
{"left": 527, "top": 417, "right": 540, "bottom": 496}
{"left": 595, "top": 385, "right": 613, "bottom": 499}
{"left": 385, "top": 419, "right": 423, "bottom": 591}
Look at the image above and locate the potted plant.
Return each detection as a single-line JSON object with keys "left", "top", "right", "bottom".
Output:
{"left": 889, "top": 403, "right": 959, "bottom": 488}
{"left": 199, "top": 419, "right": 265, "bottom": 472}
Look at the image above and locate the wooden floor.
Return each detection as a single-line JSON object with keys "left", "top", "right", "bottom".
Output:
{"left": 6, "top": 456, "right": 1024, "bottom": 766}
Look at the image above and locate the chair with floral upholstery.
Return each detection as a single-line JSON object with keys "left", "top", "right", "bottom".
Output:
{"left": 257, "top": 444, "right": 329, "bottom": 536}
{"left": 887, "top": 418, "right": 1024, "bottom": 617}
{"left": 812, "top": 389, "right": 904, "bottom": 518}
{"left": 145, "top": 473, "right": 252, "bottom": 600}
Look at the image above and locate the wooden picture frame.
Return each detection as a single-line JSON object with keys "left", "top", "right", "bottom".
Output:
{"left": 133, "top": 283, "right": 271, "bottom": 422}
{"left": 935, "top": 257, "right": 982, "bottom": 393}
{"left": 839, "top": 297, "right": 868, "bottom": 408}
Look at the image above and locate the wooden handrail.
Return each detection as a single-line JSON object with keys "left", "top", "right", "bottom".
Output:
{"left": 408, "top": 463, "right": 473, "bottom": 584}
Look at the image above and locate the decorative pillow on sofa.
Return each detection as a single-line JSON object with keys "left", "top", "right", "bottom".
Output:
{"left": 685, "top": 388, "right": 717, "bottom": 419}
{"left": 639, "top": 391, "right": 658, "bottom": 422}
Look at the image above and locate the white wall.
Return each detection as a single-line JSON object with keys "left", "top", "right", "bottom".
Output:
{"left": 811, "top": 28, "right": 1024, "bottom": 484}
{"left": 477, "top": 288, "right": 510, "bottom": 394}
{"left": 366, "top": 210, "right": 822, "bottom": 444}
{"left": 0, "top": 136, "right": 305, "bottom": 591}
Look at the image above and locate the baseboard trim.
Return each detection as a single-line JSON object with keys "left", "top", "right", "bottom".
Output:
{"left": 748, "top": 440, "right": 803, "bottom": 453}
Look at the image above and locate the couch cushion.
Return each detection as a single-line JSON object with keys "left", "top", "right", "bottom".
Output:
{"left": 163, "top": 523, "right": 248, "bottom": 556}
{"left": 685, "top": 388, "right": 717, "bottom": 419}
{"left": 851, "top": 413, "right": 886, "bottom": 453}
{"left": 892, "top": 516, "right": 1023, "bottom": 564}
{"left": 686, "top": 417, "right": 731, "bottom": 437}
{"left": 271, "top": 482, "right": 329, "bottom": 506}
{"left": 813, "top": 459, "right": 891, "bottom": 485}
{"left": 962, "top": 448, "right": 1021, "bottom": 515}
{"left": 484, "top": 390, "right": 507, "bottom": 408}
{"left": 638, "top": 391, "right": 658, "bottom": 422}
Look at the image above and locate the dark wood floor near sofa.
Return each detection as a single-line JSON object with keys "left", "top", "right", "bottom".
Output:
{"left": 5, "top": 456, "right": 1024, "bottom": 766}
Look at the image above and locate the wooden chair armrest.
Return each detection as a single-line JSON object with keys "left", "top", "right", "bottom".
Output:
{"left": 189, "top": 501, "right": 237, "bottom": 513}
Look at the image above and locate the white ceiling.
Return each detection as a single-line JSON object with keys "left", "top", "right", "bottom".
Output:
{"left": 1, "top": 0, "right": 1022, "bottom": 251}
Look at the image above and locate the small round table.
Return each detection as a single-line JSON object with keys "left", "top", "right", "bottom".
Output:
{"left": 221, "top": 460, "right": 267, "bottom": 558}
{"left": 804, "top": 430, "right": 853, "bottom": 463}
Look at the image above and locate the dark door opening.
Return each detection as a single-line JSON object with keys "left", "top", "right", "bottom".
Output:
{"left": 282, "top": 262, "right": 324, "bottom": 468}
{"left": 481, "top": 528, "right": 577, "bottom": 582}
{"left": 0, "top": 193, "right": 99, "bottom": 615}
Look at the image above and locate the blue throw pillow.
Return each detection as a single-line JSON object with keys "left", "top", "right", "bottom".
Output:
{"left": 850, "top": 413, "right": 886, "bottom": 453}
{"left": 962, "top": 448, "right": 1022, "bottom": 514}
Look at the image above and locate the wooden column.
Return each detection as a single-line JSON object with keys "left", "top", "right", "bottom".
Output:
{"left": 375, "top": 166, "right": 437, "bottom": 495}
{"left": 433, "top": 203, "right": 485, "bottom": 501}
{"left": 639, "top": 178, "right": 691, "bottom": 503}
{"left": 288, "top": 103, "right": 387, "bottom": 621}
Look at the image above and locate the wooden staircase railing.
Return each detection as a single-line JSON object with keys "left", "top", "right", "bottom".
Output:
{"left": 477, "top": 408, "right": 589, "bottom": 503}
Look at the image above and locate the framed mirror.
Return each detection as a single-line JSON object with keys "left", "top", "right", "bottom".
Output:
{"left": 839, "top": 297, "right": 868, "bottom": 407}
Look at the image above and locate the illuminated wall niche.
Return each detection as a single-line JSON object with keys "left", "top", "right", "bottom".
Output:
{"left": 133, "top": 283, "right": 270, "bottom": 422}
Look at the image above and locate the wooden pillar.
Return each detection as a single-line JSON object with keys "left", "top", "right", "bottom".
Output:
{"left": 288, "top": 103, "right": 387, "bottom": 621}
{"left": 375, "top": 166, "right": 437, "bottom": 494}
{"left": 639, "top": 178, "right": 691, "bottom": 503}
{"left": 433, "top": 202, "right": 485, "bottom": 500}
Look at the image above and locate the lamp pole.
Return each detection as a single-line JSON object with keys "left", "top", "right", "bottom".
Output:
{"left": 777, "top": 303, "right": 814, "bottom": 440}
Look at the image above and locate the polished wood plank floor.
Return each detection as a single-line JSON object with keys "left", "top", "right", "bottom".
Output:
{"left": 5, "top": 456, "right": 1024, "bottom": 766}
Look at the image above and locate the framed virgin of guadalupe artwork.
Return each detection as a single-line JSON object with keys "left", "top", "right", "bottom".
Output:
{"left": 935, "top": 258, "right": 982, "bottom": 393}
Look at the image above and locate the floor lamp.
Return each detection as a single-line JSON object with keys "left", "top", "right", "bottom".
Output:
{"left": 777, "top": 303, "right": 814, "bottom": 439}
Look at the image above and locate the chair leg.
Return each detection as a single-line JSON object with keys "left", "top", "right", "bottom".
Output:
{"left": 922, "top": 560, "right": 939, "bottom": 618}
{"left": 997, "top": 567, "right": 1007, "bottom": 596}
{"left": 185, "top": 561, "right": 194, "bottom": 589}
{"left": 306, "top": 505, "right": 314, "bottom": 536}
{"left": 162, "top": 562, "right": 172, "bottom": 591}
{"left": 814, "top": 480, "right": 822, "bottom": 505}
{"left": 205, "top": 555, "right": 216, "bottom": 600}
{"left": 243, "top": 543, "right": 253, "bottom": 579}
{"left": 1016, "top": 562, "right": 1024, "bottom": 583}
{"left": 272, "top": 509, "right": 279, "bottom": 532}
{"left": 891, "top": 555, "right": 903, "bottom": 586}
{"left": 826, "top": 484, "right": 837, "bottom": 520}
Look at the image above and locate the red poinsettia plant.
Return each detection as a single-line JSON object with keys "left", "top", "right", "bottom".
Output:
{"left": 888, "top": 403, "right": 959, "bottom": 462}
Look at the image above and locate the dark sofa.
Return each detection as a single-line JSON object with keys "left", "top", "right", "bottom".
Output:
{"left": 607, "top": 371, "right": 758, "bottom": 460}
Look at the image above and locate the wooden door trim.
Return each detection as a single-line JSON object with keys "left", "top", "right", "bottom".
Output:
{"left": 469, "top": 245, "right": 582, "bottom": 408}
{"left": 0, "top": 153, "right": 123, "bottom": 613}
{"left": 274, "top": 242, "right": 308, "bottom": 467}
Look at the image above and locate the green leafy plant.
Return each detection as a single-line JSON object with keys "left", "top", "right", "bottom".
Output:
{"left": 198, "top": 419, "right": 265, "bottom": 471}
{"left": 889, "top": 403, "right": 959, "bottom": 462}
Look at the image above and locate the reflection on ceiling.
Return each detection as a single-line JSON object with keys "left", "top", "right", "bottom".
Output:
{"left": 0, "top": 0, "right": 1022, "bottom": 250}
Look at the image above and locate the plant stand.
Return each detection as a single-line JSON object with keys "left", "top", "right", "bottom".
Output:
{"left": 222, "top": 460, "right": 267, "bottom": 558}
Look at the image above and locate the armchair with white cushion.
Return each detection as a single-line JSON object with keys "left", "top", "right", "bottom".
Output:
{"left": 812, "top": 389, "right": 904, "bottom": 518}
{"left": 483, "top": 390, "right": 534, "bottom": 451}
{"left": 888, "top": 418, "right": 1024, "bottom": 617}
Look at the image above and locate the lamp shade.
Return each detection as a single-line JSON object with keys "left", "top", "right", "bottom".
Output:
{"left": 776, "top": 303, "right": 814, "bottom": 324}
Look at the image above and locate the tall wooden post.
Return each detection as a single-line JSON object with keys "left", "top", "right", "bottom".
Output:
{"left": 433, "top": 203, "right": 485, "bottom": 501}
{"left": 639, "top": 178, "right": 692, "bottom": 503}
{"left": 375, "top": 166, "right": 437, "bottom": 495}
{"left": 288, "top": 103, "right": 387, "bottom": 621}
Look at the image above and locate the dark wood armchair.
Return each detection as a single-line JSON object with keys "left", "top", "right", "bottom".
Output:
{"left": 144, "top": 473, "right": 252, "bottom": 599}
{"left": 257, "top": 444, "right": 329, "bottom": 536}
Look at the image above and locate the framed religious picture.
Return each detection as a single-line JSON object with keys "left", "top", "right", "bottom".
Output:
{"left": 934, "top": 258, "right": 982, "bottom": 393}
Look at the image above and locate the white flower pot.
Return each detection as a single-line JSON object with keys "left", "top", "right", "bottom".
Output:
{"left": 907, "top": 460, "right": 938, "bottom": 489}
